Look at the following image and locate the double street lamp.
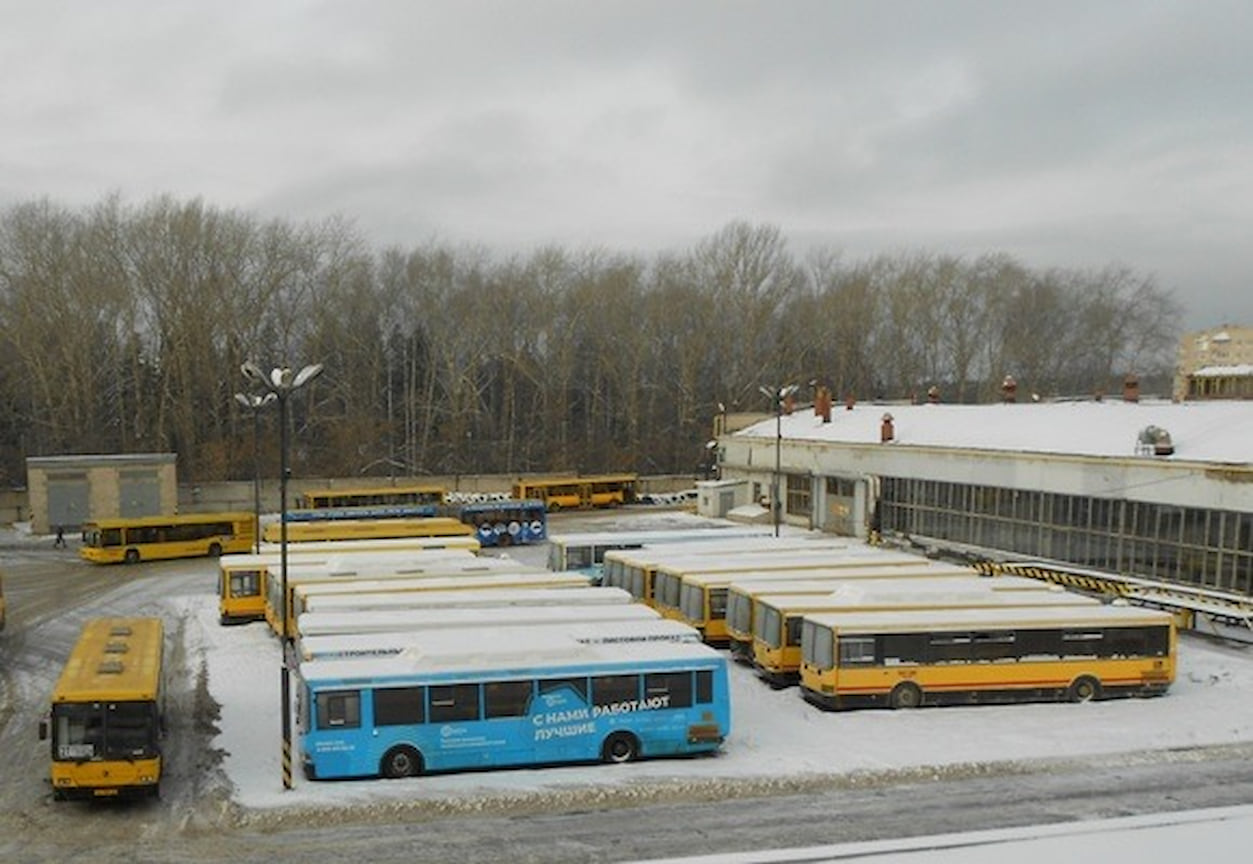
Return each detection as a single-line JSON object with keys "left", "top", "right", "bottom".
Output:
{"left": 241, "top": 361, "right": 323, "bottom": 791}
{"left": 759, "top": 384, "right": 798, "bottom": 538}
{"left": 233, "top": 391, "right": 277, "bottom": 554}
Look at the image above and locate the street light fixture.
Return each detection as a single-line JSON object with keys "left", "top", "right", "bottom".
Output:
{"left": 233, "top": 391, "right": 277, "bottom": 554}
{"left": 759, "top": 384, "right": 798, "bottom": 537}
{"left": 241, "top": 360, "right": 323, "bottom": 791}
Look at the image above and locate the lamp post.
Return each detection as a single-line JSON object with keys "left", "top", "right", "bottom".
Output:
{"left": 241, "top": 361, "right": 323, "bottom": 791}
{"left": 233, "top": 391, "right": 277, "bottom": 553}
{"left": 759, "top": 384, "right": 798, "bottom": 537}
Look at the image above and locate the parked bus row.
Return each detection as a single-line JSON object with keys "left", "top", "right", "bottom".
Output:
{"left": 544, "top": 525, "right": 775, "bottom": 579}
{"left": 297, "top": 473, "right": 638, "bottom": 516}
{"left": 283, "top": 499, "right": 550, "bottom": 549}
{"left": 595, "top": 536, "right": 1177, "bottom": 710}
{"left": 218, "top": 539, "right": 484, "bottom": 624}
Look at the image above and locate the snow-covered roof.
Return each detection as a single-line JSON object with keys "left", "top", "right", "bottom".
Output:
{"left": 734, "top": 398, "right": 1253, "bottom": 464}
{"left": 1192, "top": 364, "right": 1253, "bottom": 377}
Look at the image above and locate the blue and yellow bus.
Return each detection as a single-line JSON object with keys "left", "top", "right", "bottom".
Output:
{"left": 455, "top": 499, "right": 547, "bottom": 547}
{"left": 298, "top": 638, "right": 730, "bottom": 779}
{"left": 284, "top": 504, "right": 439, "bottom": 521}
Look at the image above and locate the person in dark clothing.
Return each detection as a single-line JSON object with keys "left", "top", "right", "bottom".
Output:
{"left": 54, "top": 525, "right": 66, "bottom": 548}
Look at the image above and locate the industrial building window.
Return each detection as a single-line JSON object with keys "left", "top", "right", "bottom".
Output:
{"left": 878, "top": 474, "right": 1252, "bottom": 600}
{"left": 826, "top": 477, "right": 856, "bottom": 498}
{"left": 785, "top": 474, "right": 811, "bottom": 517}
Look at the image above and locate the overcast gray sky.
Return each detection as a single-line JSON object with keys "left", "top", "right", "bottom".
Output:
{"left": 2, "top": 1, "right": 1248, "bottom": 329}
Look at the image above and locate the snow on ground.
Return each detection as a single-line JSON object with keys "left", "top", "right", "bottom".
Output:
{"left": 176, "top": 577, "right": 1253, "bottom": 811}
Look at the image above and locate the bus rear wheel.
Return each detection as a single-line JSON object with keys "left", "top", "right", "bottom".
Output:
{"left": 381, "top": 745, "right": 424, "bottom": 778}
{"left": 889, "top": 681, "right": 922, "bottom": 709}
{"left": 124, "top": 548, "right": 140, "bottom": 564}
{"left": 602, "top": 732, "right": 640, "bottom": 764}
{"left": 1068, "top": 676, "right": 1101, "bottom": 703}
{"left": 208, "top": 542, "right": 222, "bottom": 557}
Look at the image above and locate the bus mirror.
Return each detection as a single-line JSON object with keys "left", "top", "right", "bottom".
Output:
{"left": 38, "top": 718, "right": 48, "bottom": 741}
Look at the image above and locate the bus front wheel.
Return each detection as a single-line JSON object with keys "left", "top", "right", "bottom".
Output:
{"left": 124, "top": 548, "right": 140, "bottom": 564}
{"left": 889, "top": 682, "right": 922, "bottom": 709}
{"left": 1069, "top": 676, "right": 1101, "bottom": 703}
{"left": 602, "top": 732, "right": 639, "bottom": 764}
{"left": 381, "top": 745, "right": 424, "bottom": 778}
{"left": 207, "top": 542, "right": 222, "bottom": 557}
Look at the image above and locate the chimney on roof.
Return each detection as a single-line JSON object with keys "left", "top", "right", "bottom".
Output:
{"left": 845, "top": 393, "right": 856, "bottom": 411}
{"left": 1001, "top": 375, "right": 1017, "bottom": 403}
{"left": 1123, "top": 373, "right": 1140, "bottom": 403}
{"left": 927, "top": 385, "right": 940, "bottom": 404}
{"left": 814, "top": 386, "right": 832, "bottom": 423}
{"left": 880, "top": 412, "right": 895, "bottom": 443}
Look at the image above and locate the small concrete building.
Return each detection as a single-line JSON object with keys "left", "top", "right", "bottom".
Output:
{"left": 26, "top": 454, "right": 178, "bottom": 535}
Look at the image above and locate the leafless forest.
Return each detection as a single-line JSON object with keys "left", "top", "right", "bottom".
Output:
{"left": 0, "top": 195, "right": 1180, "bottom": 485}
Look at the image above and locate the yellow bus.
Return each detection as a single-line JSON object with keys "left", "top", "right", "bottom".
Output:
{"left": 262, "top": 516, "right": 473, "bottom": 544}
{"left": 752, "top": 577, "right": 1101, "bottom": 686}
{"left": 652, "top": 550, "right": 926, "bottom": 620}
{"left": 298, "top": 617, "right": 701, "bottom": 663}
{"left": 725, "top": 569, "right": 1040, "bottom": 660}
{"left": 40, "top": 617, "right": 165, "bottom": 800}
{"left": 298, "top": 584, "right": 633, "bottom": 617}
{"left": 286, "top": 561, "right": 557, "bottom": 623}
{"left": 293, "top": 572, "right": 601, "bottom": 638}
{"left": 80, "top": 512, "right": 255, "bottom": 564}
{"left": 602, "top": 537, "right": 857, "bottom": 605}
{"left": 267, "top": 558, "right": 552, "bottom": 638}
{"left": 511, "top": 473, "right": 638, "bottom": 510}
{"left": 799, "top": 604, "right": 1175, "bottom": 710}
{"left": 678, "top": 561, "right": 980, "bottom": 646}
{"left": 296, "top": 601, "right": 664, "bottom": 644}
{"left": 299, "top": 483, "right": 447, "bottom": 510}
{"left": 217, "top": 538, "right": 482, "bottom": 625}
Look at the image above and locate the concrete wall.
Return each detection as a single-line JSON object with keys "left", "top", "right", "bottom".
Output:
{"left": 0, "top": 472, "right": 701, "bottom": 532}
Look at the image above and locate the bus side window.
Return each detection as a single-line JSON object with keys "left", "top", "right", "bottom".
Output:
{"left": 644, "top": 672, "right": 693, "bottom": 709}
{"left": 316, "top": 690, "right": 361, "bottom": 729}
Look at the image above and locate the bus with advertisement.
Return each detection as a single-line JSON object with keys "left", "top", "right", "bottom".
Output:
{"left": 40, "top": 617, "right": 165, "bottom": 800}
{"left": 455, "top": 499, "right": 548, "bottom": 547}
{"left": 798, "top": 604, "right": 1175, "bottom": 710}
{"left": 297, "top": 636, "right": 730, "bottom": 780}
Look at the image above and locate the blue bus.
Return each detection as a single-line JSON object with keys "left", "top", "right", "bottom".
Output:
{"left": 455, "top": 499, "right": 547, "bottom": 547}
{"left": 297, "top": 638, "right": 730, "bottom": 780}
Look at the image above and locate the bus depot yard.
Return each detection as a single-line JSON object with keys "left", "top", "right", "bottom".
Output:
{"left": 4, "top": 509, "right": 1253, "bottom": 861}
